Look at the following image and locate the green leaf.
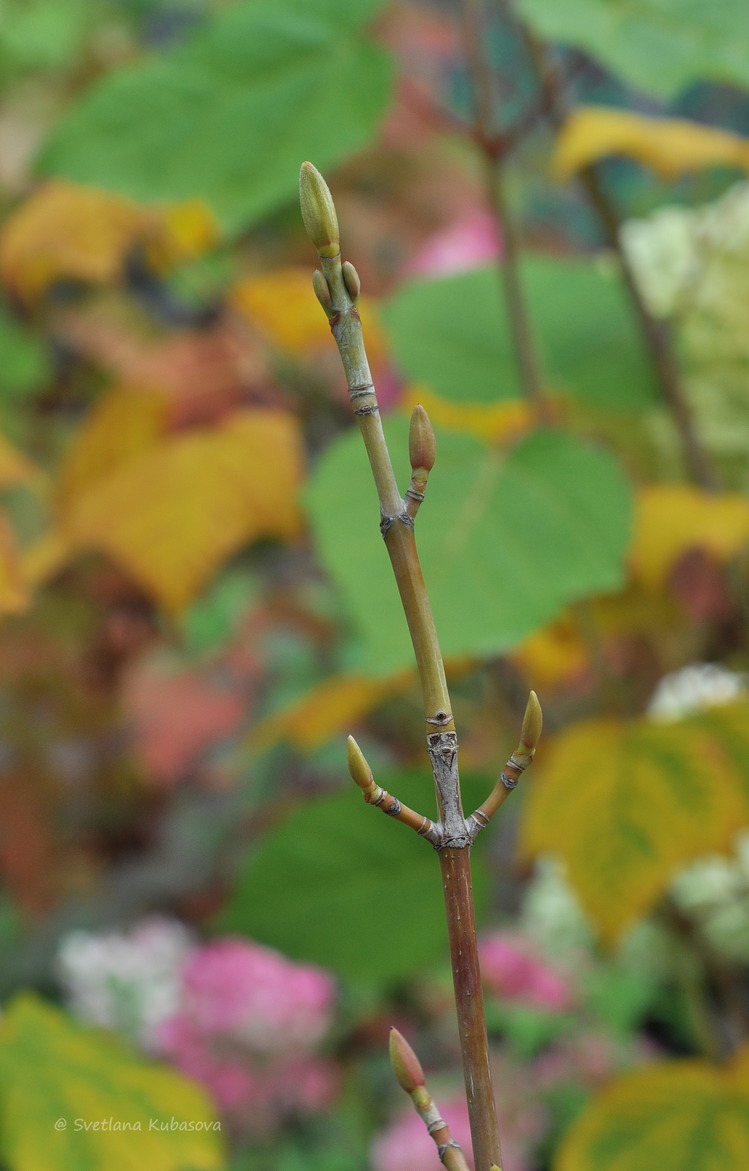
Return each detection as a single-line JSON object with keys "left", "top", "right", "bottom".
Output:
{"left": 0, "top": 994, "right": 224, "bottom": 1171}
{"left": 0, "top": 0, "right": 94, "bottom": 84}
{"left": 382, "top": 259, "right": 657, "bottom": 412}
{"left": 37, "top": 0, "right": 392, "bottom": 233}
{"left": 516, "top": 0, "right": 749, "bottom": 99}
{"left": 305, "top": 419, "right": 633, "bottom": 676}
{"left": 555, "top": 1046, "right": 749, "bottom": 1171}
{"left": 218, "top": 772, "right": 490, "bottom": 989}
{"left": 0, "top": 299, "right": 50, "bottom": 402}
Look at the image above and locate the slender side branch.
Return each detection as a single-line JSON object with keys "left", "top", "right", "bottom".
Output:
{"left": 390, "top": 1027, "right": 474, "bottom": 1171}
{"left": 347, "top": 736, "right": 441, "bottom": 845}
{"left": 467, "top": 690, "right": 542, "bottom": 838}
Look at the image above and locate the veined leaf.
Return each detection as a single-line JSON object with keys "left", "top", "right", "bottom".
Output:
{"left": 631, "top": 484, "right": 749, "bottom": 588}
{"left": 0, "top": 994, "right": 223, "bottom": 1171}
{"left": 555, "top": 1045, "right": 749, "bottom": 1171}
{"left": 306, "top": 418, "right": 632, "bottom": 676}
{"left": 62, "top": 409, "right": 303, "bottom": 613}
{"left": 552, "top": 107, "right": 749, "bottom": 182}
{"left": 382, "top": 260, "right": 657, "bottom": 412}
{"left": 516, "top": 0, "right": 749, "bottom": 99}
{"left": 38, "top": 0, "right": 392, "bottom": 234}
{"left": 521, "top": 705, "right": 749, "bottom": 943}
{"left": 218, "top": 773, "right": 490, "bottom": 988}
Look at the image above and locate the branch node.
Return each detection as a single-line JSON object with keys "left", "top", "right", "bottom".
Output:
{"left": 380, "top": 511, "right": 414, "bottom": 538}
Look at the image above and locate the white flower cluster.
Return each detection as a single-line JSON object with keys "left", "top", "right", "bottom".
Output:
{"left": 647, "top": 662, "right": 746, "bottom": 721}
{"left": 57, "top": 917, "right": 194, "bottom": 1050}
{"left": 621, "top": 183, "right": 749, "bottom": 476}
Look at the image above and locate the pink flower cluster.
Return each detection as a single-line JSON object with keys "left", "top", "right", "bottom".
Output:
{"left": 478, "top": 931, "right": 574, "bottom": 1012}
{"left": 370, "top": 1057, "right": 546, "bottom": 1171}
{"left": 154, "top": 938, "right": 338, "bottom": 1133}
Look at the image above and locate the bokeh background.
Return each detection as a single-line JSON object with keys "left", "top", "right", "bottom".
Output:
{"left": 1, "top": 1, "right": 749, "bottom": 1168}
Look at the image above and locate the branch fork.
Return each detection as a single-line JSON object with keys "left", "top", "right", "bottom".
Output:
{"left": 300, "top": 160, "right": 542, "bottom": 1171}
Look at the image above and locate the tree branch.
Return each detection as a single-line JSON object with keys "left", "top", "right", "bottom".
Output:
{"left": 299, "top": 161, "right": 540, "bottom": 1171}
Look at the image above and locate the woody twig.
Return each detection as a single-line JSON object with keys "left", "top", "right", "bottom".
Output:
{"left": 300, "top": 161, "right": 542, "bottom": 1171}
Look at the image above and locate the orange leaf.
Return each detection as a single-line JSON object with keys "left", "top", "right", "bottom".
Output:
{"left": 122, "top": 653, "right": 250, "bottom": 785}
{"left": 63, "top": 409, "right": 303, "bottom": 613}
{"left": 552, "top": 106, "right": 749, "bottom": 181}
{"left": 631, "top": 484, "right": 749, "bottom": 588}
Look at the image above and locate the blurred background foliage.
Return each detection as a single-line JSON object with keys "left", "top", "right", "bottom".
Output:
{"left": 1, "top": 0, "right": 749, "bottom": 1168}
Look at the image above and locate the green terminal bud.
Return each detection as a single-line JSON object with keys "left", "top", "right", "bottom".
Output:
{"left": 342, "top": 260, "right": 361, "bottom": 302}
{"left": 409, "top": 404, "right": 436, "bottom": 475}
{"left": 346, "top": 735, "right": 374, "bottom": 794}
{"left": 389, "top": 1026, "right": 425, "bottom": 1094}
{"left": 299, "top": 161, "right": 340, "bottom": 258}
{"left": 518, "top": 689, "right": 543, "bottom": 756}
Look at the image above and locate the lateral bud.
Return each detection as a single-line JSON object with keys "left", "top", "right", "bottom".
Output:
{"left": 299, "top": 161, "right": 340, "bottom": 258}
{"left": 514, "top": 689, "right": 543, "bottom": 763}
{"left": 389, "top": 1026, "right": 426, "bottom": 1094}
{"left": 312, "top": 269, "right": 333, "bottom": 315}
{"left": 342, "top": 260, "right": 361, "bottom": 303}
{"left": 409, "top": 404, "right": 436, "bottom": 475}
{"left": 346, "top": 735, "right": 377, "bottom": 798}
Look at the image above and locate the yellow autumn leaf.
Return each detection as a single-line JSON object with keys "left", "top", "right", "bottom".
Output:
{"left": 20, "top": 530, "right": 70, "bottom": 591}
{"left": 0, "top": 181, "right": 144, "bottom": 301}
{"left": 55, "top": 386, "right": 169, "bottom": 518}
{"left": 552, "top": 106, "right": 749, "bottom": 182}
{"left": 0, "top": 993, "right": 223, "bottom": 1171}
{"left": 400, "top": 385, "right": 539, "bottom": 446}
{"left": 0, "top": 510, "right": 29, "bottom": 615}
{"left": 631, "top": 484, "right": 749, "bottom": 588}
{"left": 62, "top": 408, "right": 304, "bottom": 614}
{"left": 0, "top": 433, "right": 41, "bottom": 490}
{"left": 143, "top": 199, "right": 219, "bottom": 271}
{"left": 555, "top": 1045, "right": 749, "bottom": 1171}
{"left": 510, "top": 614, "right": 589, "bottom": 688}
{"left": 0, "top": 183, "right": 220, "bottom": 302}
{"left": 230, "top": 267, "right": 386, "bottom": 362}
{"left": 521, "top": 705, "right": 749, "bottom": 943}
{"left": 251, "top": 669, "right": 414, "bottom": 752}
